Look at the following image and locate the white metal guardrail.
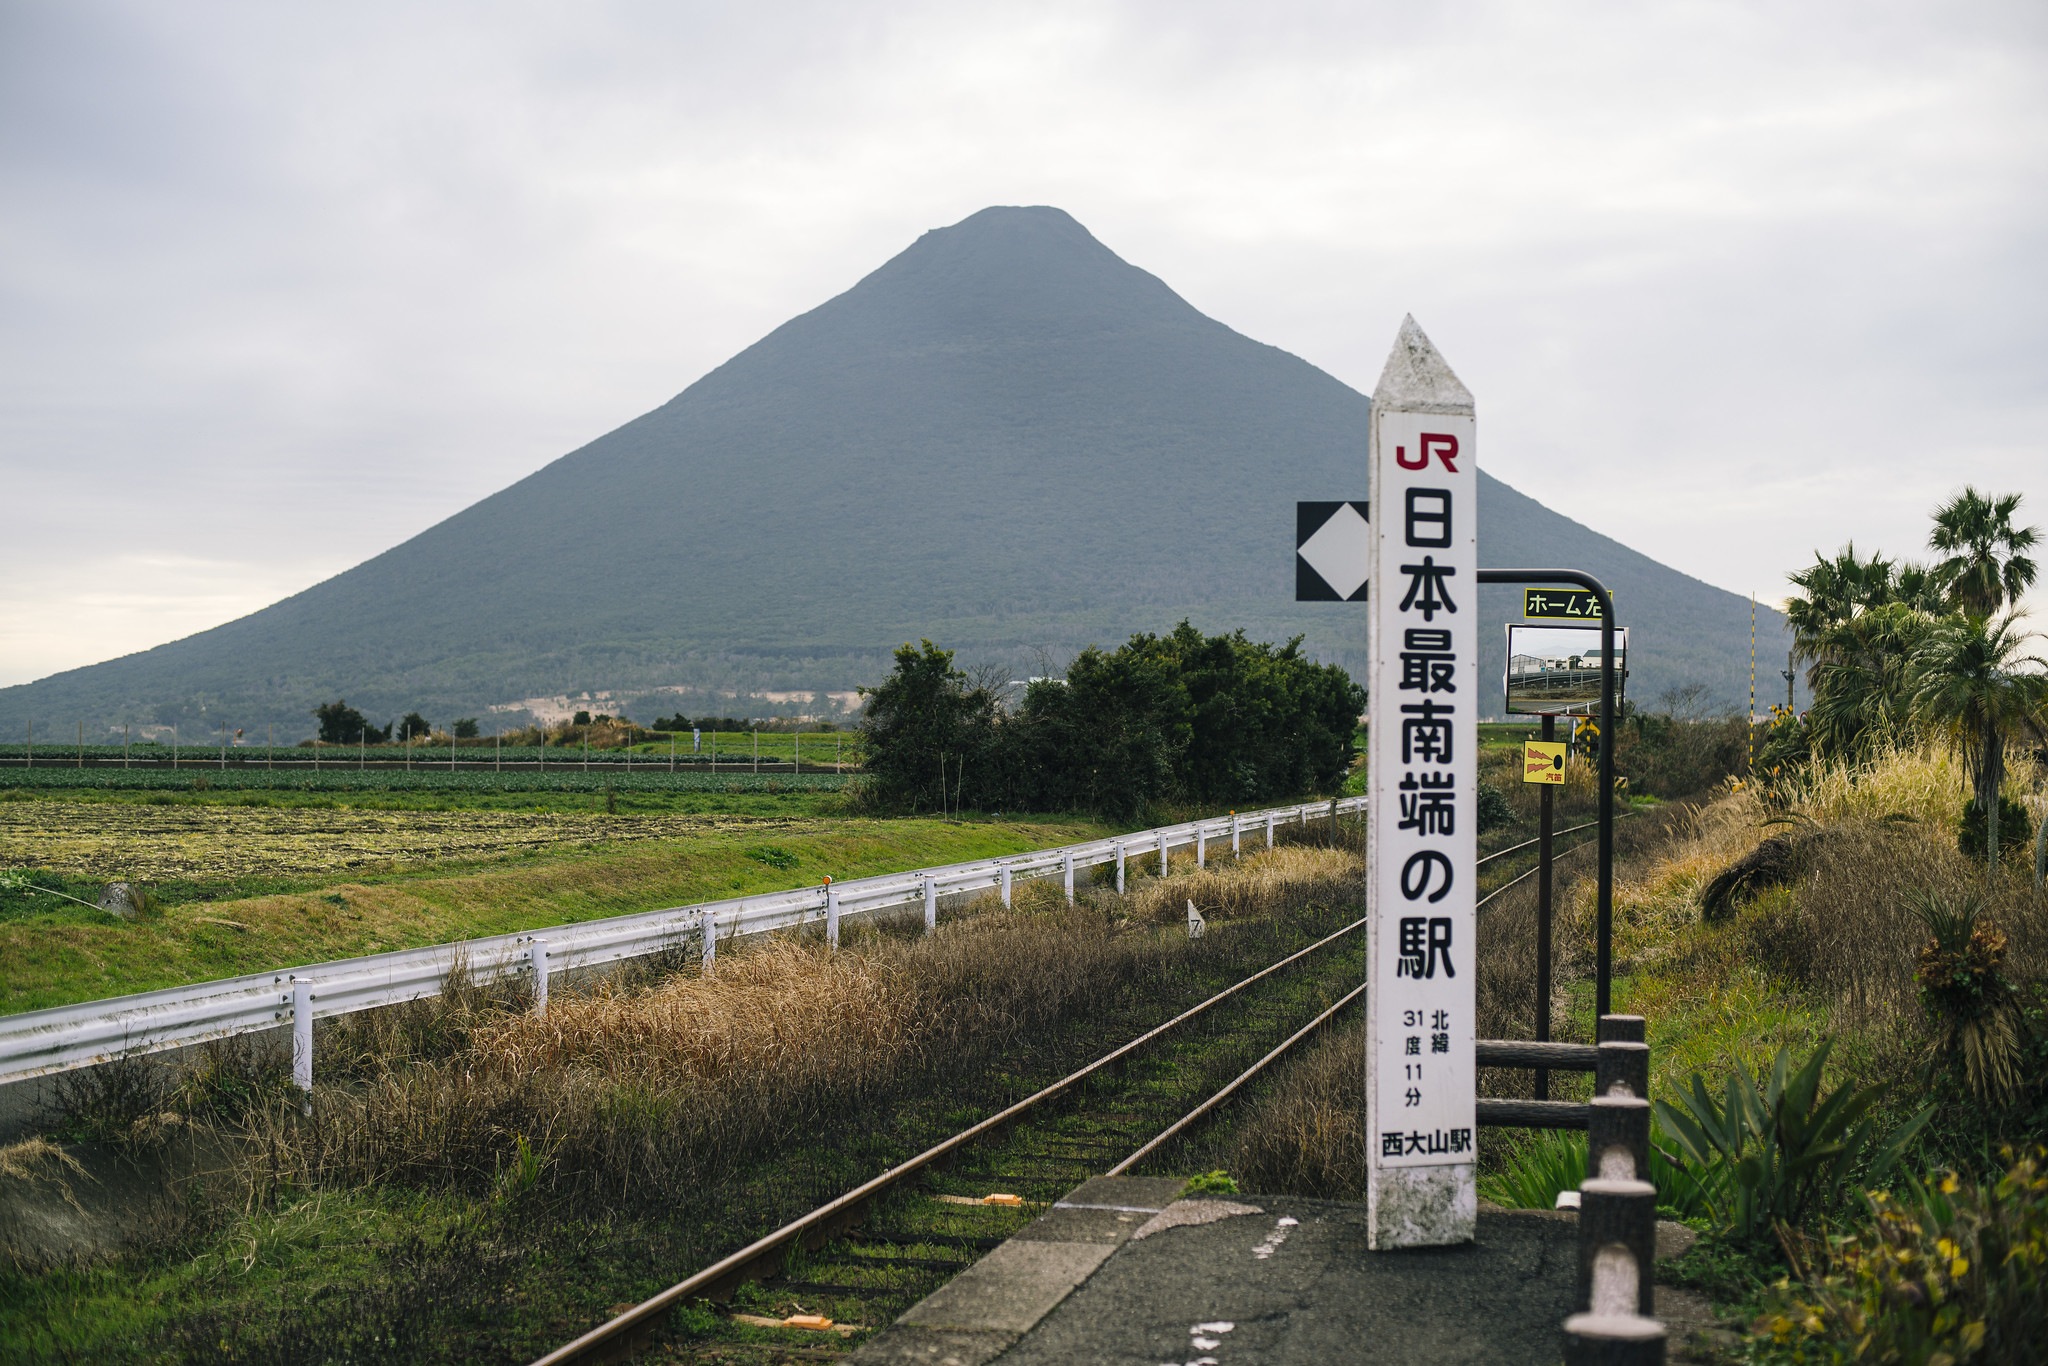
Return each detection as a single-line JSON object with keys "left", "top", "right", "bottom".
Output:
{"left": 0, "top": 796, "right": 1365, "bottom": 1091}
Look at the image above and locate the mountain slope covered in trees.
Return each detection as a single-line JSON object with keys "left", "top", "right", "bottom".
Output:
{"left": 0, "top": 206, "right": 1791, "bottom": 737}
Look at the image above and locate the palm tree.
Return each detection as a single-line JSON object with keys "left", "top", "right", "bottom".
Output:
{"left": 1929, "top": 488, "right": 2039, "bottom": 618}
{"left": 1785, "top": 543, "right": 1945, "bottom": 679}
{"left": 1805, "top": 602, "right": 1930, "bottom": 760}
{"left": 1907, "top": 612, "right": 2048, "bottom": 876}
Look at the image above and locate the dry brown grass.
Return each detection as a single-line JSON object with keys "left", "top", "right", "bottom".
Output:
{"left": 214, "top": 840, "right": 1366, "bottom": 1211}
{"left": 1120, "top": 843, "right": 1362, "bottom": 927}
{"left": 1227, "top": 1019, "right": 1366, "bottom": 1199}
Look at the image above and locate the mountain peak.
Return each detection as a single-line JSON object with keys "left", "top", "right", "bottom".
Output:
{"left": 833, "top": 204, "right": 1202, "bottom": 340}
{"left": 0, "top": 210, "right": 1790, "bottom": 737}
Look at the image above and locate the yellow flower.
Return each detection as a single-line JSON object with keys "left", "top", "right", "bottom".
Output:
{"left": 1936, "top": 1237, "right": 1957, "bottom": 1259}
{"left": 1940, "top": 1173, "right": 1960, "bottom": 1194}
{"left": 1951, "top": 1257, "right": 1968, "bottom": 1278}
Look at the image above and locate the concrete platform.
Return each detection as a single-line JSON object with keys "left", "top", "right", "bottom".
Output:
{"left": 853, "top": 1177, "right": 1712, "bottom": 1366}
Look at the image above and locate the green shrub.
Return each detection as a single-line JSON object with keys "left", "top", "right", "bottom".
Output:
{"left": 1913, "top": 889, "right": 2023, "bottom": 1106}
{"left": 1476, "top": 781, "right": 1517, "bottom": 834}
{"left": 1754, "top": 1149, "right": 2048, "bottom": 1365}
{"left": 1958, "top": 795, "right": 2034, "bottom": 860}
{"left": 1655, "top": 1040, "right": 1932, "bottom": 1244}
{"left": 1478, "top": 1125, "right": 1723, "bottom": 1222}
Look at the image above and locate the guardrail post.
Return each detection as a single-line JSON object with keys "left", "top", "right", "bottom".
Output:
{"left": 1587, "top": 1094, "right": 1651, "bottom": 1185}
{"left": 1062, "top": 851, "right": 1074, "bottom": 903}
{"left": 1266, "top": 812, "right": 1275, "bottom": 848}
{"left": 702, "top": 910, "right": 717, "bottom": 971}
{"left": 1000, "top": 863, "right": 1011, "bottom": 907}
{"left": 1158, "top": 829, "right": 1169, "bottom": 876}
{"left": 291, "top": 977, "right": 313, "bottom": 1110}
{"left": 1598, "top": 1014, "right": 1646, "bottom": 1045}
{"left": 826, "top": 882, "right": 840, "bottom": 948}
{"left": 1562, "top": 1007, "right": 1664, "bottom": 1361}
{"left": 530, "top": 939, "right": 549, "bottom": 1016}
{"left": 1115, "top": 842, "right": 1126, "bottom": 893}
{"left": 1231, "top": 813, "right": 1240, "bottom": 856}
{"left": 923, "top": 875, "right": 937, "bottom": 935}
{"left": 1575, "top": 1175, "right": 1658, "bottom": 1317}
{"left": 1596, "top": 1039, "right": 1650, "bottom": 1102}
{"left": 1196, "top": 828, "right": 1206, "bottom": 868}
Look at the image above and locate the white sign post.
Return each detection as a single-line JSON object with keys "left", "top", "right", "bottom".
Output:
{"left": 1365, "top": 315, "right": 1478, "bottom": 1250}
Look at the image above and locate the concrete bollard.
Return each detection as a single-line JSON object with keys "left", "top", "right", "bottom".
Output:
{"left": 1115, "top": 842, "right": 1125, "bottom": 894}
{"left": 291, "top": 977, "right": 313, "bottom": 1109}
{"left": 924, "top": 875, "right": 937, "bottom": 935}
{"left": 1063, "top": 851, "right": 1074, "bottom": 903}
{"left": 1588, "top": 1094, "right": 1651, "bottom": 1185}
{"left": 1576, "top": 1177, "right": 1658, "bottom": 1316}
{"left": 1596, "top": 1040, "right": 1650, "bottom": 1101}
{"left": 826, "top": 881, "right": 840, "bottom": 948}
{"left": 530, "top": 939, "right": 549, "bottom": 1016}
{"left": 1598, "top": 1014, "right": 1647, "bottom": 1045}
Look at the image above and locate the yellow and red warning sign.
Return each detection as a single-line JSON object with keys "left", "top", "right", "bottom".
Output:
{"left": 1522, "top": 741, "right": 1567, "bottom": 785}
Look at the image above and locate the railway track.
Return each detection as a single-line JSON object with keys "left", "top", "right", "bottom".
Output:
{"left": 519, "top": 821, "right": 1620, "bottom": 1365}
{"left": 530, "top": 915, "right": 1371, "bottom": 1366}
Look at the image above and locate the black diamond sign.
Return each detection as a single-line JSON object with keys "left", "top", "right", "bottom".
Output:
{"left": 1297, "top": 501, "right": 1371, "bottom": 601}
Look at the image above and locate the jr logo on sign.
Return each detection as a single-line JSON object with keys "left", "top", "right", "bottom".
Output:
{"left": 1396, "top": 433, "right": 1460, "bottom": 472}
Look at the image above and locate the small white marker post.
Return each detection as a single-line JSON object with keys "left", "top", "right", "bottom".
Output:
{"left": 702, "top": 910, "right": 717, "bottom": 971}
{"left": 826, "top": 881, "right": 840, "bottom": 948}
{"left": 923, "top": 875, "right": 937, "bottom": 935}
{"left": 291, "top": 977, "right": 314, "bottom": 1112}
{"left": 1196, "top": 828, "right": 1206, "bottom": 868}
{"left": 1157, "top": 829, "right": 1169, "bottom": 877}
{"left": 1063, "top": 851, "right": 1074, "bottom": 903}
{"left": 1000, "top": 863, "right": 1011, "bottom": 907}
{"left": 1364, "top": 315, "right": 1478, "bottom": 1250}
{"left": 1115, "top": 842, "right": 1126, "bottom": 893}
{"left": 530, "top": 939, "right": 549, "bottom": 1015}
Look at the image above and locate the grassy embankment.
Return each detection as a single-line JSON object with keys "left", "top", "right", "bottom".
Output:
{"left": 0, "top": 800, "right": 1113, "bottom": 1014}
{"left": 1, "top": 835, "right": 1368, "bottom": 1364}
{"left": 1226, "top": 745, "right": 2048, "bottom": 1360}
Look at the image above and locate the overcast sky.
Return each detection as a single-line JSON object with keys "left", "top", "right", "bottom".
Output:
{"left": 2, "top": 0, "right": 2044, "bottom": 687}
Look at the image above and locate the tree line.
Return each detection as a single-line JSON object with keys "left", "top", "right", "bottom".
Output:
{"left": 313, "top": 701, "right": 478, "bottom": 744}
{"left": 1768, "top": 486, "right": 2046, "bottom": 871}
{"left": 856, "top": 623, "right": 1365, "bottom": 820}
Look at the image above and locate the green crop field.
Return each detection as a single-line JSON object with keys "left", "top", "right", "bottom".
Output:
{"left": 0, "top": 802, "right": 1115, "bottom": 1013}
{"left": 0, "top": 767, "right": 850, "bottom": 795}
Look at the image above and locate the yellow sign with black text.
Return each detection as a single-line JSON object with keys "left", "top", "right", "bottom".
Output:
{"left": 1522, "top": 741, "right": 1567, "bottom": 785}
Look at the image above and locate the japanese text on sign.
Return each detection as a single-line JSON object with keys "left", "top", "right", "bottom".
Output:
{"left": 1368, "top": 407, "right": 1477, "bottom": 1173}
{"left": 1523, "top": 588, "right": 1607, "bottom": 621}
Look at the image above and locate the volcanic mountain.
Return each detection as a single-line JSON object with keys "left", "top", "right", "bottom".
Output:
{"left": 1, "top": 206, "right": 1791, "bottom": 737}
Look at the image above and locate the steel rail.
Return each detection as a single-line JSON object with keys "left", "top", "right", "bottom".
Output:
{"left": 526, "top": 914, "right": 1368, "bottom": 1366}
{"left": 1473, "top": 810, "right": 1632, "bottom": 915}
{"left": 1476, "top": 819, "right": 1600, "bottom": 869}
{"left": 1474, "top": 830, "right": 1601, "bottom": 913}
{"left": 1104, "top": 980, "right": 1369, "bottom": 1178}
